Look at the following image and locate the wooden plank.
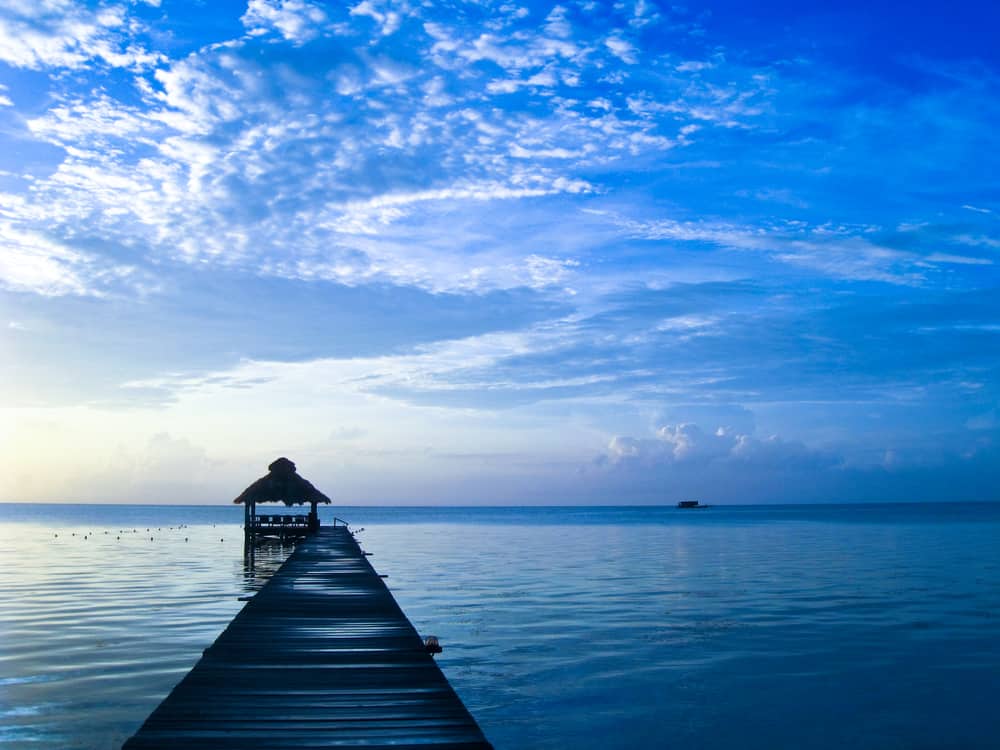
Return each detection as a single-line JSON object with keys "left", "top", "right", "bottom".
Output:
{"left": 124, "top": 527, "right": 491, "bottom": 750}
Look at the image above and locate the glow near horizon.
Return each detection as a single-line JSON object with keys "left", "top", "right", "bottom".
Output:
{"left": 1, "top": 0, "right": 998, "bottom": 504}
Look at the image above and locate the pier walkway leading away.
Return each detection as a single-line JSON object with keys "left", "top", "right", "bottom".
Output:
{"left": 124, "top": 526, "right": 491, "bottom": 749}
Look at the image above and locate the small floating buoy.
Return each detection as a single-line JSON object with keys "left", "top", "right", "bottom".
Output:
{"left": 185, "top": 537, "right": 188, "bottom": 542}
{"left": 150, "top": 537, "right": 154, "bottom": 541}
{"left": 117, "top": 536, "right": 120, "bottom": 540}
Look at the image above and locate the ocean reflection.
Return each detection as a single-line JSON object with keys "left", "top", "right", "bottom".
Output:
{"left": 1, "top": 505, "right": 1000, "bottom": 749}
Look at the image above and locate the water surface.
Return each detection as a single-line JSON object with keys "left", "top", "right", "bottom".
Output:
{"left": 1, "top": 503, "right": 999, "bottom": 749}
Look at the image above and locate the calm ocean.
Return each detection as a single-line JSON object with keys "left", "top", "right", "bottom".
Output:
{"left": 1, "top": 503, "right": 999, "bottom": 749}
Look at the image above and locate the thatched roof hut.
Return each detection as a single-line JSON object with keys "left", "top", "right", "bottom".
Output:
{"left": 233, "top": 457, "right": 331, "bottom": 507}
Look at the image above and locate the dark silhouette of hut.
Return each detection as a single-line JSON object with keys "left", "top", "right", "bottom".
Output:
{"left": 234, "top": 458, "right": 331, "bottom": 552}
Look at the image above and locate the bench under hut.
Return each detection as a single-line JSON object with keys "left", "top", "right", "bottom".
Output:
{"left": 234, "top": 457, "right": 331, "bottom": 554}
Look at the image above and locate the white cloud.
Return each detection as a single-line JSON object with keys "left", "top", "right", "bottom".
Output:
{"left": 736, "top": 187, "right": 809, "bottom": 208}
{"left": 653, "top": 315, "right": 718, "bottom": 335}
{"left": 0, "top": 222, "right": 127, "bottom": 296}
{"left": 27, "top": 94, "right": 161, "bottom": 145}
{"left": 328, "top": 180, "right": 580, "bottom": 220}
{"left": 603, "top": 423, "right": 838, "bottom": 470}
{"left": 616, "top": 214, "right": 932, "bottom": 284}
{"left": 605, "top": 35, "right": 637, "bottom": 64}
{"left": 676, "top": 60, "right": 714, "bottom": 72}
{"left": 544, "top": 6, "right": 572, "bottom": 38}
{"left": 8, "top": 22, "right": 616, "bottom": 297}
{"left": 349, "top": 0, "right": 402, "bottom": 36}
{"left": 4, "top": 0, "right": 793, "bottom": 303}
{"left": 627, "top": 77, "right": 769, "bottom": 128}
{"left": 428, "top": 22, "right": 581, "bottom": 73}
{"left": 774, "top": 237, "right": 922, "bottom": 284}
{"left": 278, "top": 180, "right": 592, "bottom": 292}
{"left": 354, "top": 175, "right": 585, "bottom": 207}
{"left": 518, "top": 254, "right": 580, "bottom": 289}
{"left": 242, "top": 0, "right": 329, "bottom": 43}
{"left": 3, "top": 0, "right": 957, "bottom": 307}
{"left": 510, "top": 144, "right": 585, "bottom": 159}
{"left": 924, "top": 253, "right": 992, "bottom": 265}
{"left": 628, "top": 0, "right": 661, "bottom": 28}
{"left": 487, "top": 68, "right": 559, "bottom": 93}
{"left": 954, "top": 234, "right": 1000, "bottom": 249}
{"left": 0, "top": 0, "right": 162, "bottom": 70}
{"left": 123, "top": 327, "right": 555, "bottom": 403}
{"left": 152, "top": 52, "right": 250, "bottom": 134}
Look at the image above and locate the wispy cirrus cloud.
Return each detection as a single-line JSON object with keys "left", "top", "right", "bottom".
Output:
{"left": 0, "top": 0, "right": 162, "bottom": 70}
{"left": 0, "top": 222, "right": 134, "bottom": 297}
{"left": 600, "top": 210, "right": 996, "bottom": 284}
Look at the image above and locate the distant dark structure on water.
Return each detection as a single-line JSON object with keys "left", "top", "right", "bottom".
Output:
{"left": 677, "top": 500, "right": 707, "bottom": 509}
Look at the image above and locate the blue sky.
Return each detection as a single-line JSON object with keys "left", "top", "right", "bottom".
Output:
{"left": 1, "top": 0, "right": 997, "bottom": 504}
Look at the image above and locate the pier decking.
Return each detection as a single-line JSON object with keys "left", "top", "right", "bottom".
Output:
{"left": 124, "top": 526, "right": 491, "bottom": 749}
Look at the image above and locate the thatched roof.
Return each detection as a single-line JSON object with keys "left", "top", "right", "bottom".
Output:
{"left": 233, "top": 457, "right": 332, "bottom": 506}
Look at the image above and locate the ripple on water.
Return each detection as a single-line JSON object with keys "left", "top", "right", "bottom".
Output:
{"left": 0, "top": 522, "right": 249, "bottom": 749}
{"left": 3, "top": 507, "right": 1000, "bottom": 749}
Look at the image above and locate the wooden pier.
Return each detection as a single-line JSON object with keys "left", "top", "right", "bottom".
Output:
{"left": 124, "top": 526, "right": 491, "bottom": 749}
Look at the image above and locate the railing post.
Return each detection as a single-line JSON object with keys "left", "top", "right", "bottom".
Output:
{"left": 243, "top": 500, "right": 250, "bottom": 557}
{"left": 244, "top": 500, "right": 256, "bottom": 567}
{"left": 308, "top": 500, "right": 319, "bottom": 533}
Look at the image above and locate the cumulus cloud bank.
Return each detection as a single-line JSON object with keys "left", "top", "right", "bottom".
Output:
{"left": 602, "top": 423, "right": 839, "bottom": 471}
